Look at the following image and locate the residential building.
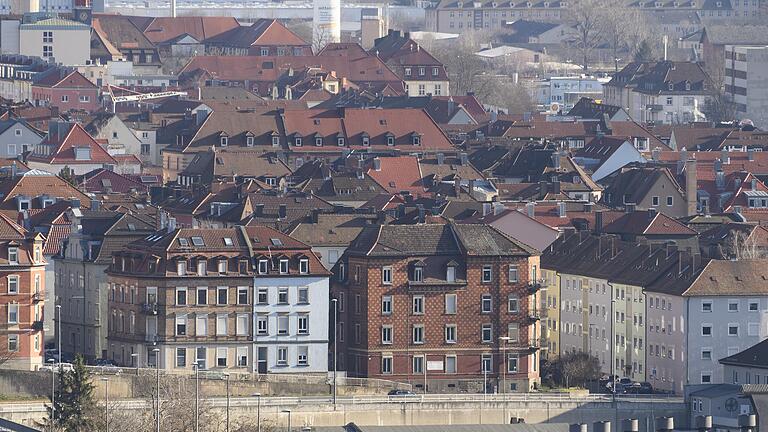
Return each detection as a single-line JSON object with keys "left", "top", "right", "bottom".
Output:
{"left": 83, "top": 113, "right": 144, "bottom": 160}
{"left": 91, "top": 15, "right": 161, "bottom": 73}
{"left": 720, "top": 339, "right": 768, "bottom": 385}
{"left": 573, "top": 137, "right": 647, "bottom": 182}
{"left": 56, "top": 209, "right": 156, "bottom": 362}
{"left": 19, "top": 17, "right": 90, "bottom": 66}
{"left": 533, "top": 76, "right": 610, "bottom": 112}
{"left": 106, "top": 226, "right": 330, "bottom": 372}
{"left": 333, "top": 223, "right": 541, "bottom": 392}
{"left": 0, "top": 212, "right": 46, "bottom": 370}
{"left": 203, "top": 19, "right": 312, "bottom": 57}
{"left": 723, "top": 45, "right": 768, "bottom": 129}
{"left": 370, "top": 30, "right": 449, "bottom": 97}
{"left": 0, "top": 119, "right": 44, "bottom": 159}
{"left": 600, "top": 163, "right": 695, "bottom": 218}
{"left": 425, "top": 1, "right": 565, "bottom": 33}
{"left": 602, "top": 61, "right": 713, "bottom": 125}
{"left": 30, "top": 69, "right": 99, "bottom": 113}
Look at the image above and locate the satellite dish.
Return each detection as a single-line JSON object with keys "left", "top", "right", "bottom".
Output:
{"left": 726, "top": 398, "right": 739, "bottom": 413}
{"left": 550, "top": 102, "right": 560, "bottom": 112}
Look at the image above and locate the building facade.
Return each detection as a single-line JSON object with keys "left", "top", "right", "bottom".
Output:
{"left": 724, "top": 45, "right": 768, "bottom": 129}
{"left": 333, "top": 223, "right": 541, "bottom": 392}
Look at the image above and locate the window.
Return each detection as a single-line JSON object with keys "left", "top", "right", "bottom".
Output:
{"left": 382, "top": 266, "right": 392, "bottom": 284}
{"left": 8, "top": 247, "right": 17, "bottom": 264}
{"left": 196, "top": 314, "right": 207, "bottom": 336}
{"left": 258, "top": 259, "right": 268, "bottom": 274}
{"left": 277, "top": 347, "right": 288, "bottom": 365}
{"left": 297, "top": 314, "right": 309, "bottom": 335}
{"left": 404, "top": 67, "right": 412, "bottom": 76}
{"left": 445, "top": 294, "right": 457, "bottom": 314}
{"left": 482, "top": 324, "right": 492, "bottom": 342}
{"left": 481, "top": 354, "right": 492, "bottom": 372}
{"left": 508, "top": 265, "right": 518, "bottom": 282}
{"left": 445, "top": 324, "right": 457, "bottom": 343}
{"left": 176, "top": 314, "right": 187, "bottom": 335}
{"left": 702, "top": 373, "right": 712, "bottom": 384}
{"left": 236, "top": 314, "right": 248, "bottom": 336}
{"left": 432, "top": 67, "right": 439, "bottom": 76}
{"left": 277, "top": 315, "right": 289, "bottom": 335}
{"left": 412, "top": 324, "right": 424, "bottom": 344}
{"left": 257, "top": 287, "right": 268, "bottom": 304}
{"left": 652, "top": 196, "right": 660, "bottom": 206}
{"left": 413, "top": 355, "right": 424, "bottom": 374}
{"left": 256, "top": 315, "right": 268, "bottom": 335}
{"left": 295, "top": 137, "right": 302, "bottom": 147}
{"left": 60, "top": 95, "right": 68, "bottom": 103}
{"left": 237, "top": 347, "right": 248, "bottom": 367}
{"left": 7, "top": 276, "right": 18, "bottom": 294}
{"left": 382, "top": 356, "right": 393, "bottom": 374}
{"left": 177, "top": 261, "right": 187, "bottom": 276}
{"left": 315, "top": 137, "right": 323, "bottom": 147}
{"left": 387, "top": 135, "right": 395, "bottom": 146}
{"left": 508, "top": 354, "right": 519, "bottom": 373}
{"left": 482, "top": 265, "right": 492, "bottom": 282}
{"left": 216, "top": 314, "right": 227, "bottom": 336}
{"left": 445, "top": 355, "right": 456, "bottom": 373}
{"left": 419, "top": 67, "right": 425, "bottom": 76}
{"left": 197, "top": 287, "right": 207, "bottom": 305}
{"left": 381, "top": 325, "right": 392, "bottom": 344}
{"left": 43, "top": 46, "right": 53, "bottom": 58}
{"left": 278, "top": 287, "right": 289, "bottom": 304}
{"left": 702, "top": 324, "right": 712, "bottom": 336}
{"left": 43, "top": 31, "right": 53, "bottom": 43}
{"left": 728, "top": 324, "right": 739, "bottom": 336}
{"left": 297, "top": 346, "right": 308, "bottom": 366}
{"left": 508, "top": 295, "right": 519, "bottom": 313}
{"left": 176, "top": 348, "right": 186, "bottom": 367}
{"left": 260, "top": 47, "right": 269, "bottom": 56}
{"left": 237, "top": 287, "right": 248, "bottom": 305}
{"left": 446, "top": 264, "right": 456, "bottom": 282}
{"left": 5, "top": 334, "right": 17, "bottom": 352}
{"left": 412, "top": 295, "right": 424, "bottom": 314}
{"left": 217, "top": 287, "right": 228, "bottom": 305}
{"left": 279, "top": 258, "right": 289, "bottom": 274}
{"left": 217, "top": 260, "right": 227, "bottom": 274}
{"left": 750, "top": 301, "right": 759, "bottom": 311}
{"left": 667, "top": 196, "right": 673, "bottom": 206}
{"left": 418, "top": 84, "right": 426, "bottom": 96}
{"left": 299, "top": 258, "right": 309, "bottom": 274}
{"left": 508, "top": 323, "right": 519, "bottom": 342}
{"left": 79, "top": 95, "right": 90, "bottom": 103}
{"left": 728, "top": 300, "right": 739, "bottom": 312}
{"left": 481, "top": 294, "right": 492, "bottom": 313}
{"left": 381, "top": 296, "right": 392, "bottom": 315}
{"left": 701, "top": 349, "right": 712, "bottom": 360}
{"left": 176, "top": 287, "right": 187, "bottom": 305}
{"left": 298, "top": 287, "right": 308, "bottom": 304}
{"left": 215, "top": 347, "right": 228, "bottom": 367}
{"left": 702, "top": 300, "right": 712, "bottom": 312}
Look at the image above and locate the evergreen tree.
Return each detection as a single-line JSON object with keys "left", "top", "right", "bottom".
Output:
{"left": 633, "top": 40, "right": 654, "bottom": 62}
{"left": 58, "top": 166, "right": 76, "bottom": 187}
{"left": 47, "top": 355, "right": 96, "bottom": 431}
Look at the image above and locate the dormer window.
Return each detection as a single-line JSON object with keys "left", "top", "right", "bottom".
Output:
{"left": 411, "top": 133, "right": 422, "bottom": 146}
{"left": 419, "top": 67, "right": 425, "bottom": 76}
{"left": 8, "top": 247, "right": 17, "bottom": 265}
{"left": 176, "top": 260, "right": 187, "bottom": 276}
{"left": 219, "top": 134, "right": 228, "bottom": 147}
{"left": 258, "top": 258, "right": 268, "bottom": 274}
{"left": 457, "top": 1, "right": 463, "bottom": 7}
{"left": 16, "top": 197, "right": 29, "bottom": 211}
{"left": 299, "top": 257, "right": 309, "bottom": 274}
{"left": 668, "top": 82, "right": 674, "bottom": 91}
{"left": 716, "top": 0, "right": 722, "bottom": 6}
{"left": 247, "top": 135, "right": 255, "bottom": 147}
{"left": 279, "top": 258, "right": 289, "bottom": 274}
{"left": 405, "top": 67, "right": 412, "bottom": 76}
{"left": 295, "top": 136, "right": 302, "bottom": 147}
{"left": 446, "top": 261, "right": 457, "bottom": 282}
{"left": 685, "top": 81, "right": 691, "bottom": 91}
{"left": 361, "top": 133, "right": 370, "bottom": 146}
{"left": 543, "top": 1, "right": 549, "bottom": 6}
{"left": 197, "top": 259, "right": 207, "bottom": 276}
{"left": 432, "top": 67, "right": 439, "bottom": 76}
{"left": 218, "top": 259, "right": 227, "bottom": 274}
{"left": 315, "top": 137, "right": 323, "bottom": 147}
{"left": 386, "top": 133, "right": 395, "bottom": 146}
{"left": 74, "top": 147, "right": 91, "bottom": 161}
{"left": 412, "top": 261, "right": 425, "bottom": 283}
{"left": 337, "top": 137, "right": 345, "bottom": 147}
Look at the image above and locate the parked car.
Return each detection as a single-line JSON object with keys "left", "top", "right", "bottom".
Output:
{"left": 94, "top": 358, "right": 118, "bottom": 367}
{"left": 39, "top": 363, "right": 74, "bottom": 373}
{"left": 388, "top": 389, "right": 416, "bottom": 396}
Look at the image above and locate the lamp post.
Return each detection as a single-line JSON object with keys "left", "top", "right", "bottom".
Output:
{"left": 223, "top": 373, "right": 230, "bottom": 432}
{"left": 152, "top": 347, "right": 160, "bottom": 432}
{"left": 55, "top": 305, "right": 61, "bottom": 365}
{"left": 101, "top": 377, "right": 109, "bottom": 432}
{"left": 131, "top": 352, "right": 139, "bottom": 376}
{"left": 282, "top": 409, "right": 292, "bottom": 432}
{"left": 499, "top": 336, "right": 510, "bottom": 394}
{"left": 193, "top": 360, "right": 200, "bottom": 432}
{"left": 331, "top": 298, "right": 338, "bottom": 406}
{"left": 47, "top": 358, "right": 55, "bottom": 422}
{"left": 252, "top": 393, "right": 262, "bottom": 432}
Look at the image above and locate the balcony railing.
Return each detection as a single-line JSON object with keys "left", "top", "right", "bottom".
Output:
{"left": 141, "top": 302, "right": 158, "bottom": 315}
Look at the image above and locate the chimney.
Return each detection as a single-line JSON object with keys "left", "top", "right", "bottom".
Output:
{"left": 356, "top": 169, "right": 365, "bottom": 180}
{"left": 459, "top": 152, "right": 468, "bottom": 166}
{"left": 70, "top": 199, "right": 80, "bottom": 209}
{"left": 748, "top": 149, "right": 755, "bottom": 161}
{"left": 167, "top": 217, "right": 177, "bottom": 233}
{"left": 656, "top": 417, "right": 674, "bottom": 432}
{"left": 526, "top": 202, "right": 535, "bottom": 218}
{"left": 738, "top": 415, "right": 756, "bottom": 432}
{"left": 376, "top": 210, "right": 386, "bottom": 224}
{"left": 625, "top": 203, "right": 636, "bottom": 213}
{"left": 570, "top": 425, "right": 587, "bottom": 432}
{"left": 397, "top": 203, "right": 406, "bottom": 218}
{"left": 493, "top": 202, "right": 504, "bottom": 216}
{"left": 557, "top": 202, "right": 567, "bottom": 218}
{"left": 539, "top": 181, "right": 548, "bottom": 200}
{"left": 595, "top": 210, "right": 604, "bottom": 234}
{"left": 170, "top": 0, "right": 176, "bottom": 17}
{"left": 417, "top": 204, "right": 425, "bottom": 224}
{"left": 695, "top": 416, "right": 713, "bottom": 432}
{"left": 594, "top": 422, "right": 611, "bottom": 432}
{"left": 715, "top": 171, "right": 725, "bottom": 190}
{"left": 255, "top": 203, "right": 265, "bottom": 216}
{"left": 735, "top": 205, "right": 743, "bottom": 215}
{"left": 624, "top": 419, "right": 640, "bottom": 432}
{"left": 436, "top": 153, "right": 445, "bottom": 165}
{"left": 11, "top": 162, "right": 17, "bottom": 178}
{"left": 482, "top": 202, "right": 492, "bottom": 216}
{"left": 714, "top": 158, "right": 723, "bottom": 172}
{"left": 373, "top": 157, "right": 382, "bottom": 171}
{"left": 685, "top": 158, "right": 697, "bottom": 217}
{"left": 468, "top": 179, "right": 475, "bottom": 197}
{"left": 734, "top": 177, "right": 741, "bottom": 191}
{"left": 278, "top": 204, "right": 287, "bottom": 219}
{"left": 721, "top": 149, "right": 730, "bottom": 164}
{"left": 652, "top": 147, "right": 661, "bottom": 161}
{"left": 454, "top": 177, "right": 461, "bottom": 197}
{"left": 90, "top": 199, "right": 100, "bottom": 211}
{"left": 551, "top": 151, "right": 561, "bottom": 169}
{"left": 552, "top": 181, "right": 561, "bottom": 194}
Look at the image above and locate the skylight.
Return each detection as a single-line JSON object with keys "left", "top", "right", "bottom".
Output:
{"left": 178, "top": 238, "right": 189, "bottom": 247}
{"left": 223, "top": 237, "right": 233, "bottom": 246}
{"left": 191, "top": 236, "right": 205, "bottom": 247}
{"left": 270, "top": 238, "right": 283, "bottom": 246}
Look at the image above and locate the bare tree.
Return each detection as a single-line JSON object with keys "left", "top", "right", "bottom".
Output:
{"left": 719, "top": 230, "right": 766, "bottom": 260}
{"left": 566, "top": 0, "right": 610, "bottom": 72}
{"left": 603, "top": 5, "right": 650, "bottom": 70}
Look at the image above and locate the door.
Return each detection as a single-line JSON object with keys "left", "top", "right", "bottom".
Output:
{"left": 257, "top": 347, "right": 268, "bottom": 374}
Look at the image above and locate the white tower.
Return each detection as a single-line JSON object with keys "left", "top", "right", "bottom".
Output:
{"left": 312, "top": 0, "right": 340, "bottom": 51}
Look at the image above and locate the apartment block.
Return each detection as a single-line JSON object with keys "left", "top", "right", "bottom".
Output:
{"left": 724, "top": 45, "right": 768, "bottom": 129}
{"left": 332, "top": 223, "right": 541, "bottom": 393}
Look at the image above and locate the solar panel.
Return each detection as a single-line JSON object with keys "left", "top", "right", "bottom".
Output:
{"left": 191, "top": 236, "right": 205, "bottom": 247}
{"left": 140, "top": 176, "right": 156, "bottom": 183}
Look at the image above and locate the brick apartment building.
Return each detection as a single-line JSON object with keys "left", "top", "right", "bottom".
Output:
{"left": 106, "top": 225, "right": 329, "bottom": 372}
{"left": 0, "top": 213, "right": 46, "bottom": 370}
{"left": 332, "top": 223, "right": 541, "bottom": 392}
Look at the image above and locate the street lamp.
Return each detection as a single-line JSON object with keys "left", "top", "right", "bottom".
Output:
{"left": 47, "top": 358, "right": 55, "bottom": 422}
{"left": 252, "top": 393, "right": 262, "bottom": 432}
{"left": 282, "top": 409, "right": 292, "bottom": 432}
{"left": 55, "top": 305, "right": 61, "bottom": 365}
{"left": 101, "top": 377, "right": 109, "bottom": 432}
{"left": 193, "top": 360, "right": 200, "bottom": 432}
{"left": 130, "top": 352, "right": 139, "bottom": 376}
{"left": 331, "top": 298, "right": 338, "bottom": 406}
{"left": 152, "top": 347, "right": 160, "bottom": 432}
{"left": 223, "top": 373, "right": 230, "bottom": 432}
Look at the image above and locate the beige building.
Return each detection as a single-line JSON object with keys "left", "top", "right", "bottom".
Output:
{"left": 19, "top": 18, "right": 90, "bottom": 66}
{"left": 425, "top": 0, "right": 565, "bottom": 33}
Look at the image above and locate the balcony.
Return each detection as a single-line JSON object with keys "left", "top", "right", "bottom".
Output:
{"left": 32, "top": 292, "right": 43, "bottom": 302}
{"left": 527, "top": 279, "right": 544, "bottom": 294}
{"left": 529, "top": 339, "right": 541, "bottom": 351}
{"left": 527, "top": 309, "right": 543, "bottom": 322}
{"left": 140, "top": 302, "right": 158, "bottom": 315}
{"left": 31, "top": 320, "right": 43, "bottom": 331}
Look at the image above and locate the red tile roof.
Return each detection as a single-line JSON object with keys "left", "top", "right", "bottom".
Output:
{"left": 204, "top": 19, "right": 308, "bottom": 48}
{"left": 33, "top": 69, "right": 97, "bottom": 89}
{"left": 28, "top": 123, "right": 117, "bottom": 165}
{"left": 139, "top": 16, "right": 240, "bottom": 44}
{"left": 78, "top": 168, "right": 150, "bottom": 194}
{"left": 366, "top": 156, "right": 425, "bottom": 195}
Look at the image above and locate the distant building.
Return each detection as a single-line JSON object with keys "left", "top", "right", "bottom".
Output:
{"left": 724, "top": 45, "right": 768, "bottom": 129}
{"left": 371, "top": 30, "right": 450, "bottom": 97}
{"left": 19, "top": 17, "right": 90, "bottom": 66}
{"left": 425, "top": 1, "right": 566, "bottom": 33}
{"left": 532, "top": 76, "right": 610, "bottom": 112}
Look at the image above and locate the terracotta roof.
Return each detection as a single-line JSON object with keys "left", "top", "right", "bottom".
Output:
{"left": 0, "top": 211, "right": 26, "bottom": 239}
{"left": 93, "top": 14, "right": 158, "bottom": 50}
{"left": 367, "top": 156, "right": 424, "bottom": 195}
{"left": 684, "top": 259, "right": 768, "bottom": 296}
{"left": 204, "top": 19, "right": 308, "bottom": 48}
{"left": 602, "top": 210, "right": 697, "bottom": 236}
{"left": 608, "top": 121, "right": 671, "bottom": 150}
{"left": 77, "top": 168, "right": 150, "bottom": 194}
{"left": 181, "top": 150, "right": 291, "bottom": 184}
{"left": 28, "top": 123, "right": 117, "bottom": 165}
{"left": 33, "top": 69, "right": 96, "bottom": 89}
{"left": 434, "top": 95, "right": 486, "bottom": 119}
{"left": 139, "top": 16, "right": 240, "bottom": 44}
{"left": 0, "top": 170, "right": 92, "bottom": 211}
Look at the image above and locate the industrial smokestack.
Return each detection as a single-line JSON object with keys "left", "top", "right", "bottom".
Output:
{"left": 170, "top": 0, "right": 176, "bottom": 17}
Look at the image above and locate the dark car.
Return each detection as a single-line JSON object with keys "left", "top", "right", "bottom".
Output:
{"left": 94, "top": 358, "right": 118, "bottom": 367}
{"left": 388, "top": 389, "right": 415, "bottom": 396}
